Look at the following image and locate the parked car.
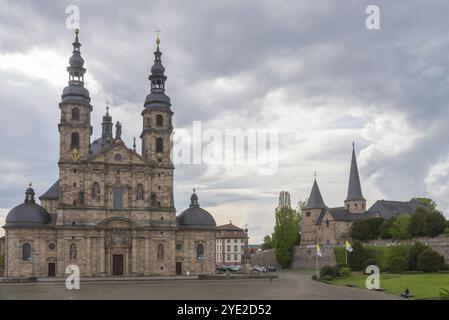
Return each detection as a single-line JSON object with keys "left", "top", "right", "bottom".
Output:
{"left": 229, "top": 265, "right": 242, "bottom": 272}
{"left": 251, "top": 265, "right": 267, "bottom": 273}
{"left": 266, "top": 266, "right": 277, "bottom": 272}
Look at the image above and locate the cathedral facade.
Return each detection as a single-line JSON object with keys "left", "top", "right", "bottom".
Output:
{"left": 301, "top": 144, "right": 422, "bottom": 246}
{"left": 3, "top": 30, "right": 217, "bottom": 278}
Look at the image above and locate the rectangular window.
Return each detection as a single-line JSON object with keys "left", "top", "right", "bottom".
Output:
{"left": 113, "top": 187, "right": 123, "bottom": 209}
{"left": 234, "top": 254, "right": 237, "bottom": 260}
{"left": 234, "top": 245, "right": 237, "bottom": 251}
{"left": 306, "top": 211, "right": 311, "bottom": 217}
{"left": 227, "top": 254, "right": 230, "bottom": 260}
{"left": 227, "top": 239, "right": 230, "bottom": 243}
{"left": 234, "top": 239, "right": 237, "bottom": 243}
{"left": 227, "top": 245, "right": 230, "bottom": 251}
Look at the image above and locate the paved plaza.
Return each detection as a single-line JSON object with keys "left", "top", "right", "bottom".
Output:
{"left": 0, "top": 271, "right": 396, "bottom": 300}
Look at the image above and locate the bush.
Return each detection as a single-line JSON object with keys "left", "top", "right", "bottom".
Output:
{"left": 417, "top": 248, "right": 445, "bottom": 272}
{"left": 363, "top": 258, "right": 378, "bottom": 272}
{"left": 379, "top": 217, "right": 396, "bottom": 239}
{"left": 349, "top": 217, "right": 384, "bottom": 241}
{"left": 439, "top": 289, "right": 449, "bottom": 300}
{"left": 347, "top": 240, "right": 368, "bottom": 271}
{"left": 311, "top": 275, "right": 318, "bottom": 281}
{"left": 339, "top": 267, "right": 352, "bottom": 278}
{"left": 389, "top": 215, "right": 412, "bottom": 240}
{"left": 321, "top": 275, "right": 333, "bottom": 282}
{"left": 320, "top": 265, "right": 337, "bottom": 279}
{"left": 409, "top": 206, "right": 446, "bottom": 237}
{"left": 409, "top": 242, "right": 429, "bottom": 271}
{"left": 334, "top": 247, "right": 346, "bottom": 265}
{"left": 335, "top": 263, "right": 350, "bottom": 277}
{"left": 384, "top": 245, "right": 411, "bottom": 272}
{"left": 365, "top": 246, "right": 387, "bottom": 270}
{"left": 443, "top": 227, "right": 449, "bottom": 235}
{"left": 388, "top": 256, "right": 408, "bottom": 273}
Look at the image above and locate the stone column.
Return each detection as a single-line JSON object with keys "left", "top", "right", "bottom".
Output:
{"left": 86, "top": 237, "right": 91, "bottom": 276}
{"left": 99, "top": 231, "right": 106, "bottom": 276}
{"left": 131, "top": 230, "right": 137, "bottom": 275}
{"left": 144, "top": 237, "right": 149, "bottom": 276}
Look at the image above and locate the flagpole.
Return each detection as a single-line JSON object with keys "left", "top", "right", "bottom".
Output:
{"left": 316, "top": 250, "right": 319, "bottom": 278}
{"left": 345, "top": 246, "right": 348, "bottom": 265}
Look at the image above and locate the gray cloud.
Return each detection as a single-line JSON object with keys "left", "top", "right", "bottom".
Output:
{"left": 1, "top": 0, "right": 449, "bottom": 242}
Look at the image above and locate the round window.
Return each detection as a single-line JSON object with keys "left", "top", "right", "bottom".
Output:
{"left": 114, "top": 153, "right": 123, "bottom": 161}
{"left": 176, "top": 243, "right": 182, "bottom": 250}
{"left": 48, "top": 243, "right": 56, "bottom": 250}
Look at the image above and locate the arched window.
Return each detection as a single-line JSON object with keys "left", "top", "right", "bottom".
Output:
{"left": 113, "top": 187, "right": 123, "bottom": 209}
{"left": 136, "top": 184, "right": 144, "bottom": 200}
{"left": 197, "top": 243, "right": 204, "bottom": 260}
{"left": 71, "top": 132, "right": 79, "bottom": 149}
{"left": 92, "top": 182, "right": 100, "bottom": 200}
{"left": 156, "top": 114, "right": 163, "bottom": 126}
{"left": 71, "top": 107, "right": 80, "bottom": 120}
{"left": 156, "top": 137, "right": 163, "bottom": 153}
{"left": 157, "top": 243, "right": 164, "bottom": 260}
{"left": 70, "top": 243, "right": 77, "bottom": 260}
{"left": 22, "top": 243, "right": 31, "bottom": 261}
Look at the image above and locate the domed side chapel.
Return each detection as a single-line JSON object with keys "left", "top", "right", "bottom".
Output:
{"left": 3, "top": 30, "right": 217, "bottom": 278}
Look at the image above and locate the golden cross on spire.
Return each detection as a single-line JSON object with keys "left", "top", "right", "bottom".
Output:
{"left": 155, "top": 27, "right": 161, "bottom": 44}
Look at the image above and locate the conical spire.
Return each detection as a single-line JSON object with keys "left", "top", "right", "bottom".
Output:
{"left": 346, "top": 142, "right": 365, "bottom": 201}
{"left": 304, "top": 175, "right": 326, "bottom": 209}
{"left": 61, "top": 29, "right": 90, "bottom": 104}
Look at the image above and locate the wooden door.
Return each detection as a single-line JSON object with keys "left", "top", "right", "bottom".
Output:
{"left": 113, "top": 254, "right": 124, "bottom": 276}
{"left": 176, "top": 262, "right": 182, "bottom": 275}
{"left": 48, "top": 262, "right": 56, "bottom": 277}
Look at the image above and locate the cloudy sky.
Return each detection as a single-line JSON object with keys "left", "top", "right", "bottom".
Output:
{"left": 1, "top": 0, "right": 449, "bottom": 242}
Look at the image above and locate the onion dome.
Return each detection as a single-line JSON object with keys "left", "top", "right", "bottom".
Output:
{"left": 61, "top": 29, "right": 91, "bottom": 105}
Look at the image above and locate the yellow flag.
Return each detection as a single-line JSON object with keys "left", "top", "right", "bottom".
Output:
{"left": 345, "top": 240, "right": 353, "bottom": 252}
{"left": 316, "top": 243, "right": 322, "bottom": 257}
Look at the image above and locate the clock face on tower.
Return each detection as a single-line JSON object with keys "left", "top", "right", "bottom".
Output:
{"left": 70, "top": 148, "right": 79, "bottom": 161}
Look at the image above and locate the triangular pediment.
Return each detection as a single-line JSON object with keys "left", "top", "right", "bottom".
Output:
{"left": 90, "top": 140, "right": 147, "bottom": 165}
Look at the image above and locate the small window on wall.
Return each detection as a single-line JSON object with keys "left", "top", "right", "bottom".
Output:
{"left": 176, "top": 243, "right": 182, "bottom": 250}
{"left": 71, "top": 132, "right": 79, "bottom": 149}
{"left": 113, "top": 187, "right": 123, "bottom": 209}
{"left": 114, "top": 153, "right": 123, "bottom": 161}
{"left": 157, "top": 243, "right": 164, "bottom": 260}
{"left": 48, "top": 243, "right": 56, "bottom": 250}
{"left": 156, "top": 138, "right": 163, "bottom": 153}
{"left": 156, "top": 114, "right": 163, "bottom": 126}
{"left": 306, "top": 211, "right": 311, "bottom": 217}
{"left": 197, "top": 243, "right": 204, "bottom": 259}
{"left": 22, "top": 243, "right": 31, "bottom": 261}
{"left": 234, "top": 254, "right": 237, "bottom": 260}
{"left": 71, "top": 107, "right": 80, "bottom": 120}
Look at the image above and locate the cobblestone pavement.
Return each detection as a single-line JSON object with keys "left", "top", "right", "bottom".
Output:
{"left": 0, "top": 270, "right": 396, "bottom": 300}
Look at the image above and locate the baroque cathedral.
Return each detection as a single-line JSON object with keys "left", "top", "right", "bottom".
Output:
{"left": 3, "top": 30, "right": 217, "bottom": 278}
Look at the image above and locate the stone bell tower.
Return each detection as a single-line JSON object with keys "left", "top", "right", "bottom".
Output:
{"left": 140, "top": 35, "right": 175, "bottom": 210}
{"left": 58, "top": 29, "right": 92, "bottom": 162}
{"left": 58, "top": 29, "right": 92, "bottom": 207}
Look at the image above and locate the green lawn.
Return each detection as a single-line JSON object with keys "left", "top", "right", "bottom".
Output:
{"left": 330, "top": 272, "right": 449, "bottom": 300}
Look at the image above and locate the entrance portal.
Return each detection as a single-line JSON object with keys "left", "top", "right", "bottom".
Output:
{"left": 48, "top": 262, "right": 56, "bottom": 277}
{"left": 112, "top": 254, "right": 124, "bottom": 276}
{"left": 176, "top": 261, "right": 182, "bottom": 275}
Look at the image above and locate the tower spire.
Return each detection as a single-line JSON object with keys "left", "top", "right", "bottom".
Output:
{"left": 102, "top": 104, "right": 113, "bottom": 139}
{"left": 346, "top": 142, "right": 365, "bottom": 201}
{"left": 304, "top": 175, "right": 326, "bottom": 209}
{"left": 61, "top": 28, "right": 90, "bottom": 104}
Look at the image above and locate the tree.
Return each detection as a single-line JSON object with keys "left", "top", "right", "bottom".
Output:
{"left": 379, "top": 216, "right": 397, "bottom": 239}
{"left": 411, "top": 197, "right": 437, "bottom": 210}
{"left": 409, "top": 242, "right": 429, "bottom": 271}
{"left": 349, "top": 217, "right": 384, "bottom": 241}
{"left": 347, "top": 240, "right": 368, "bottom": 271}
{"left": 389, "top": 215, "right": 411, "bottom": 240}
{"left": 273, "top": 206, "right": 299, "bottom": 268}
{"left": 417, "top": 248, "right": 445, "bottom": 272}
{"left": 261, "top": 234, "right": 274, "bottom": 250}
{"left": 409, "top": 206, "right": 446, "bottom": 237}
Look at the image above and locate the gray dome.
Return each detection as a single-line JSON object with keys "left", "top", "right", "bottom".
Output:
{"left": 69, "top": 52, "right": 84, "bottom": 67}
{"left": 177, "top": 192, "right": 216, "bottom": 227}
{"left": 144, "top": 92, "right": 171, "bottom": 107}
{"left": 151, "top": 62, "right": 165, "bottom": 75}
{"left": 6, "top": 186, "right": 51, "bottom": 226}
{"left": 61, "top": 84, "right": 90, "bottom": 103}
